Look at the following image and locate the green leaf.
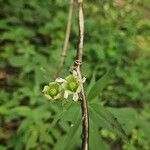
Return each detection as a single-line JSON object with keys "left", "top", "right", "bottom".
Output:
{"left": 17, "top": 118, "right": 32, "bottom": 133}
{"left": 88, "top": 66, "right": 116, "bottom": 101}
{"left": 0, "top": 106, "right": 9, "bottom": 115}
{"left": 1, "top": 27, "right": 34, "bottom": 41}
{"left": 61, "top": 102, "right": 80, "bottom": 122}
{"left": 40, "top": 132, "right": 54, "bottom": 145}
{"left": 26, "top": 132, "right": 38, "bottom": 150}
{"left": 89, "top": 118, "right": 109, "bottom": 150}
{"left": 9, "top": 55, "right": 28, "bottom": 67}
{"left": 47, "top": 102, "right": 73, "bottom": 133}
{"left": 108, "top": 107, "right": 137, "bottom": 134}
{"left": 54, "top": 110, "right": 81, "bottom": 150}
{"left": 89, "top": 106, "right": 108, "bottom": 129}
{"left": 90, "top": 103, "right": 128, "bottom": 141}
{"left": 87, "top": 73, "right": 96, "bottom": 96}
{"left": 0, "top": 145, "right": 7, "bottom": 150}
{"left": 11, "top": 106, "right": 32, "bottom": 117}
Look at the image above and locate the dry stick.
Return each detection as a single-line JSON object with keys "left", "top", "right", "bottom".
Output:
{"left": 55, "top": 0, "right": 74, "bottom": 78}
{"left": 74, "top": 0, "right": 89, "bottom": 150}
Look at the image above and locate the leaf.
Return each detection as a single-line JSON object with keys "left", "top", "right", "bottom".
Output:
{"left": 86, "top": 73, "right": 96, "bottom": 96}
{"left": 89, "top": 106, "right": 108, "bottom": 129}
{"left": 10, "top": 106, "right": 32, "bottom": 117}
{"left": 136, "top": 119, "right": 150, "bottom": 141}
{"left": 1, "top": 27, "right": 34, "bottom": 41}
{"left": 61, "top": 102, "right": 80, "bottom": 122}
{"left": 88, "top": 66, "right": 116, "bottom": 101}
{"left": 26, "top": 132, "right": 38, "bottom": 150}
{"left": 89, "top": 118, "right": 109, "bottom": 150}
{"left": 53, "top": 110, "right": 81, "bottom": 150}
{"left": 17, "top": 118, "right": 32, "bottom": 133}
{"left": 0, "top": 146, "right": 7, "bottom": 150}
{"left": 108, "top": 107, "right": 137, "bottom": 134}
{"left": 0, "top": 106, "right": 9, "bottom": 115}
{"left": 40, "top": 132, "right": 54, "bottom": 145}
{"left": 47, "top": 102, "right": 73, "bottom": 133}
{"left": 90, "top": 103, "right": 128, "bottom": 141}
{"left": 9, "top": 55, "right": 28, "bottom": 67}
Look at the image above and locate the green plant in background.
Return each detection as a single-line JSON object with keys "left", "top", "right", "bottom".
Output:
{"left": 0, "top": 0, "right": 150, "bottom": 150}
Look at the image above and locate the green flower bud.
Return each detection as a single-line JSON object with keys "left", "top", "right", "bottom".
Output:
{"left": 48, "top": 83, "right": 59, "bottom": 98}
{"left": 43, "top": 82, "right": 60, "bottom": 100}
{"left": 66, "top": 75, "right": 79, "bottom": 92}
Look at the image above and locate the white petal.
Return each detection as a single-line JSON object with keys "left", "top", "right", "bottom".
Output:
{"left": 73, "top": 70, "right": 78, "bottom": 76}
{"left": 55, "top": 77, "right": 66, "bottom": 83}
{"left": 76, "top": 86, "right": 82, "bottom": 93}
{"left": 45, "top": 94, "right": 52, "bottom": 99}
{"left": 62, "top": 82, "right": 67, "bottom": 89}
{"left": 73, "top": 93, "right": 79, "bottom": 101}
{"left": 42, "top": 85, "right": 49, "bottom": 92}
{"left": 82, "top": 77, "right": 86, "bottom": 83}
{"left": 49, "top": 82, "right": 55, "bottom": 85}
{"left": 64, "top": 91, "right": 69, "bottom": 99}
{"left": 54, "top": 94, "right": 61, "bottom": 100}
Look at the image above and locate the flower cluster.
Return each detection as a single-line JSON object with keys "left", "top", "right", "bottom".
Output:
{"left": 42, "top": 71, "right": 86, "bottom": 101}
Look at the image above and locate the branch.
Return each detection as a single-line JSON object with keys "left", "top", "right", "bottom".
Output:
{"left": 55, "top": 0, "right": 74, "bottom": 78}
{"left": 74, "top": 0, "right": 89, "bottom": 149}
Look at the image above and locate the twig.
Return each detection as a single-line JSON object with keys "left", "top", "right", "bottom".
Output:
{"left": 74, "top": 0, "right": 89, "bottom": 150}
{"left": 55, "top": 0, "right": 74, "bottom": 78}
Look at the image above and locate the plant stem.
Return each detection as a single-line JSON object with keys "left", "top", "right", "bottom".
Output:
{"left": 55, "top": 0, "right": 74, "bottom": 78}
{"left": 74, "top": 0, "right": 89, "bottom": 149}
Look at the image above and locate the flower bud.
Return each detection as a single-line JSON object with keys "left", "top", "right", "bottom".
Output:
{"left": 66, "top": 76, "right": 79, "bottom": 92}
{"left": 43, "top": 82, "right": 60, "bottom": 100}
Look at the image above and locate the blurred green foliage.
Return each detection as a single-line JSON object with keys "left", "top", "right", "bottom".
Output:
{"left": 0, "top": 0, "right": 150, "bottom": 150}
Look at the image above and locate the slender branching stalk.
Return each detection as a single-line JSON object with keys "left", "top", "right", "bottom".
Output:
{"left": 55, "top": 0, "right": 74, "bottom": 78}
{"left": 56, "top": 0, "right": 89, "bottom": 149}
{"left": 73, "top": 0, "right": 89, "bottom": 149}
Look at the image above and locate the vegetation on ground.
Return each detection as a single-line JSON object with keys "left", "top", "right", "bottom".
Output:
{"left": 0, "top": 0, "right": 149, "bottom": 150}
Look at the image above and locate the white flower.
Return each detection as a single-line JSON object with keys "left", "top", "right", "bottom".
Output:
{"left": 55, "top": 77, "right": 66, "bottom": 83}
{"left": 62, "top": 70, "right": 86, "bottom": 101}
{"left": 42, "top": 71, "right": 86, "bottom": 102}
{"left": 42, "top": 82, "right": 61, "bottom": 100}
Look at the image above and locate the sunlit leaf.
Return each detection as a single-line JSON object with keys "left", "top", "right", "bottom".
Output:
{"left": 47, "top": 102, "right": 73, "bottom": 133}
{"left": 88, "top": 66, "right": 116, "bottom": 101}
{"left": 90, "top": 103, "right": 128, "bottom": 141}
{"left": 89, "top": 118, "right": 109, "bottom": 150}
{"left": 10, "top": 106, "right": 32, "bottom": 117}
{"left": 54, "top": 110, "right": 81, "bottom": 150}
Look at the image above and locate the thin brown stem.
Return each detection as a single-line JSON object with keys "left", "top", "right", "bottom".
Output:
{"left": 55, "top": 0, "right": 74, "bottom": 78}
{"left": 74, "top": 0, "right": 89, "bottom": 150}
